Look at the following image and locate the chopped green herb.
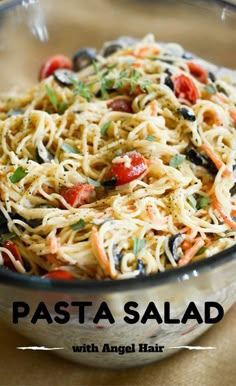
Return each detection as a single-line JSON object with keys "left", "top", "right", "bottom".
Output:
{"left": 0, "top": 232, "right": 17, "bottom": 243}
{"left": 87, "top": 177, "right": 101, "bottom": 187}
{"left": 169, "top": 154, "right": 186, "bottom": 168}
{"left": 92, "top": 61, "right": 100, "bottom": 74}
{"left": 70, "top": 218, "right": 86, "bottom": 231}
{"left": 139, "top": 79, "right": 152, "bottom": 93}
{"left": 72, "top": 80, "right": 94, "bottom": 102}
{"left": 196, "top": 246, "right": 207, "bottom": 256}
{"left": 197, "top": 196, "right": 211, "bottom": 209}
{"left": 58, "top": 101, "right": 68, "bottom": 114}
{"left": 9, "top": 167, "right": 27, "bottom": 183}
{"left": 133, "top": 237, "right": 146, "bottom": 255}
{"left": 100, "top": 121, "right": 111, "bottom": 136}
{"left": 107, "top": 63, "right": 118, "bottom": 70}
{"left": 45, "top": 85, "right": 58, "bottom": 110}
{"left": 61, "top": 143, "right": 79, "bottom": 154}
{"left": 187, "top": 195, "right": 197, "bottom": 209}
{"left": 145, "top": 135, "right": 156, "bottom": 142}
{"left": 204, "top": 84, "right": 217, "bottom": 95}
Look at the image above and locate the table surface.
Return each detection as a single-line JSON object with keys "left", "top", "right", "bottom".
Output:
{"left": 0, "top": 306, "right": 235, "bottom": 386}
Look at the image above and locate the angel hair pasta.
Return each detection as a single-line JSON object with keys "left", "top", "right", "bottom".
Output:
{"left": 0, "top": 35, "right": 236, "bottom": 280}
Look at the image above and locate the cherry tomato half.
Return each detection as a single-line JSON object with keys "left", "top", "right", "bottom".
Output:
{"left": 39, "top": 55, "right": 72, "bottom": 81}
{"left": 2, "top": 240, "right": 22, "bottom": 271}
{"left": 43, "top": 270, "right": 75, "bottom": 280}
{"left": 61, "top": 183, "right": 95, "bottom": 208}
{"left": 172, "top": 74, "right": 199, "bottom": 104}
{"left": 187, "top": 62, "right": 208, "bottom": 84}
{"left": 107, "top": 151, "right": 147, "bottom": 186}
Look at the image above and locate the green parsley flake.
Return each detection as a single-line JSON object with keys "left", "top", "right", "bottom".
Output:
{"left": 45, "top": 85, "right": 58, "bottom": 110}
{"left": 100, "top": 121, "right": 111, "bottom": 136}
{"left": 204, "top": 84, "right": 217, "bottom": 95}
{"left": 198, "top": 196, "right": 211, "bottom": 209}
{"left": 169, "top": 154, "right": 186, "bottom": 168}
{"left": 145, "top": 135, "right": 156, "bottom": 142}
{"left": 70, "top": 219, "right": 86, "bottom": 231}
{"left": 0, "top": 233, "right": 17, "bottom": 243}
{"left": 87, "top": 177, "right": 101, "bottom": 187}
{"left": 72, "top": 79, "right": 94, "bottom": 102}
{"left": 61, "top": 143, "right": 79, "bottom": 154}
{"left": 58, "top": 101, "right": 68, "bottom": 114}
{"left": 196, "top": 246, "right": 207, "bottom": 256}
{"left": 133, "top": 237, "right": 146, "bottom": 255}
{"left": 9, "top": 167, "right": 27, "bottom": 183}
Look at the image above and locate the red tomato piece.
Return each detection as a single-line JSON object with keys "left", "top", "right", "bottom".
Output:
{"left": 2, "top": 240, "right": 22, "bottom": 271}
{"left": 107, "top": 98, "right": 133, "bottom": 113}
{"left": 43, "top": 270, "right": 75, "bottom": 280}
{"left": 107, "top": 151, "right": 147, "bottom": 186}
{"left": 61, "top": 183, "right": 95, "bottom": 208}
{"left": 172, "top": 74, "right": 199, "bottom": 104}
{"left": 39, "top": 55, "right": 72, "bottom": 81}
{"left": 187, "top": 62, "right": 208, "bottom": 84}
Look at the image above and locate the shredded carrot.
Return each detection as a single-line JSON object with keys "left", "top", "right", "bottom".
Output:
{"left": 134, "top": 45, "right": 160, "bottom": 59}
{"left": 178, "top": 237, "right": 205, "bottom": 267}
{"left": 91, "top": 227, "right": 115, "bottom": 278}
{"left": 200, "top": 143, "right": 231, "bottom": 177}
{"left": 150, "top": 100, "right": 158, "bottom": 116}
{"left": 229, "top": 110, "right": 236, "bottom": 125}
{"left": 203, "top": 110, "right": 222, "bottom": 126}
{"left": 127, "top": 205, "right": 136, "bottom": 210}
{"left": 146, "top": 205, "right": 167, "bottom": 226}
{"left": 45, "top": 253, "right": 60, "bottom": 265}
{"left": 215, "top": 93, "right": 228, "bottom": 103}
{"left": 211, "top": 194, "right": 236, "bottom": 230}
{"left": 133, "top": 61, "right": 142, "bottom": 68}
{"left": 181, "top": 239, "right": 193, "bottom": 251}
{"left": 185, "top": 228, "right": 192, "bottom": 235}
{"left": 49, "top": 236, "right": 58, "bottom": 254}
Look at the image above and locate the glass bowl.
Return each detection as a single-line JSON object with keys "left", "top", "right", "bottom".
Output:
{"left": 0, "top": 0, "right": 235, "bottom": 368}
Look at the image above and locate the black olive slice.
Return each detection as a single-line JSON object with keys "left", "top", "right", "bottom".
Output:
{"left": 136, "top": 259, "right": 146, "bottom": 275}
{"left": 164, "top": 76, "right": 174, "bottom": 91}
{"left": 186, "top": 148, "right": 206, "bottom": 166}
{"left": 182, "top": 52, "right": 193, "bottom": 60}
{"left": 208, "top": 71, "right": 216, "bottom": 82}
{"left": 178, "top": 107, "right": 196, "bottom": 121}
{"left": 53, "top": 69, "right": 78, "bottom": 86}
{"left": 230, "top": 184, "right": 236, "bottom": 196}
{"left": 168, "top": 233, "right": 184, "bottom": 262}
{"left": 72, "top": 48, "right": 97, "bottom": 72}
{"left": 35, "top": 142, "right": 54, "bottom": 164}
{"left": 103, "top": 43, "right": 123, "bottom": 58}
{"left": 186, "top": 147, "right": 218, "bottom": 175}
{"left": 102, "top": 177, "right": 118, "bottom": 189}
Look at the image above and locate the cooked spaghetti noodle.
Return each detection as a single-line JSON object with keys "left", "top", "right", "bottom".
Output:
{"left": 0, "top": 35, "right": 235, "bottom": 279}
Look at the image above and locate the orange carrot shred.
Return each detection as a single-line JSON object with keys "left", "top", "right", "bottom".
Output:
{"left": 91, "top": 227, "right": 115, "bottom": 278}
{"left": 49, "top": 236, "right": 58, "bottom": 254}
{"left": 229, "top": 110, "right": 236, "bottom": 125}
{"left": 178, "top": 237, "right": 205, "bottom": 267}
{"left": 211, "top": 194, "right": 236, "bottom": 230}
{"left": 200, "top": 143, "right": 231, "bottom": 177}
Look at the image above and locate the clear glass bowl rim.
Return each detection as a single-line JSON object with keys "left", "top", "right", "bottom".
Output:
{"left": 1, "top": 0, "right": 236, "bottom": 13}
{"left": 0, "top": 0, "right": 235, "bottom": 293}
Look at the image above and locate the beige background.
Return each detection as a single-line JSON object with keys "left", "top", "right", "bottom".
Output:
{"left": 0, "top": 305, "right": 235, "bottom": 386}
